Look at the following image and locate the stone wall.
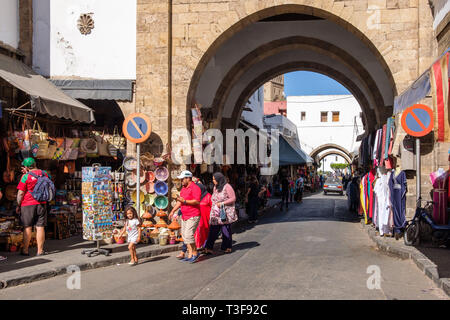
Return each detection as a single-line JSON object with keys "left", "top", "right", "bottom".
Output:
{"left": 19, "top": 0, "right": 33, "bottom": 66}
{"left": 136, "top": 0, "right": 437, "bottom": 152}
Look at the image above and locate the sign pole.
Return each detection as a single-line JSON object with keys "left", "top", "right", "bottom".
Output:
{"left": 416, "top": 138, "right": 421, "bottom": 205}
{"left": 136, "top": 143, "right": 141, "bottom": 217}
{"left": 400, "top": 104, "right": 433, "bottom": 207}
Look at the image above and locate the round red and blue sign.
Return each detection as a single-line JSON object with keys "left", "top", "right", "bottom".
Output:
{"left": 401, "top": 104, "right": 434, "bottom": 137}
{"left": 123, "top": 113, "right": 152, "bottom": 144}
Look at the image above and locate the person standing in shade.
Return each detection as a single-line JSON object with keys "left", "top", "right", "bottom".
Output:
{"left": 169, "top": 170, "right": 202, "bottom": 263}
{"left": 280, "top": 174, "right": 289, "bottom": 211}
{"left": 16, "top": 158, "right": 50, "bottom": 256}
{"left": 246, "top": 176, "right": 260, "bottom": 224}
{"left": 205, "top": 172, "right": 237, "bottom": 254}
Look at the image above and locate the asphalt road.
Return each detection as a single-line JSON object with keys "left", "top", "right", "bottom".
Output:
{"left": 0, "top": 193, "right": 447, "bottom": 300}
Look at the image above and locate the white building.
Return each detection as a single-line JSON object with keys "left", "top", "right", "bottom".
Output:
{"left": 287, "top": 95, "right": 364, "bottom": 172}
{"left": 32, "top": 0, "right": 136, "bottom": 80}
{"left": 0, "top": 0, "right": 19, "bottom": 50}
{"left": 31, "top": 0, "right": 137, "bottom": 127}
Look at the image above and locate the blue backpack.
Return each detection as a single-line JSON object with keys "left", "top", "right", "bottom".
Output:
{"left": 28, "top": 171, "right": 55, "bottom": 202}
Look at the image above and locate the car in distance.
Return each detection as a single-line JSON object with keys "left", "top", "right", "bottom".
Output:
{"left": 323, "top": 178, "right": 344, "bottom": 195}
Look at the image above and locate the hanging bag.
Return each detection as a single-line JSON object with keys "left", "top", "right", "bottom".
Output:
{"left": 219, "top": 204, "right": 227, "bottom": 222}
{"left": 31, "top": 121, "right": 50, "bottom": 159}
{"left": 97, "top": 130, "right": 110, "bottom": 157}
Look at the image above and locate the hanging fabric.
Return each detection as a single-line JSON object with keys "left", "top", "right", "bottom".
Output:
{"left": 430, "top": 51, "right": 449, "bottom": 142}
{"left": 430, "top": 169, "right": 449, "bottom": 225}
{"left": 389, "top": 170, "right": 407, "bottom": 234}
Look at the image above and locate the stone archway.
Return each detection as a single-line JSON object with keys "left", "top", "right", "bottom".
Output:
{"left": 318, "top": 151, "right": 352, "bottom": 164}
{"left": 310, "top": 144, "right": 353, "bottom": 161}
{"left": 136, "top": 1, "right": 436, "bottom": 147}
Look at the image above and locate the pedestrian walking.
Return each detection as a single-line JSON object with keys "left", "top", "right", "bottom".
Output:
{"left": 280, "top": 174, "right": 289, "bottom": 211}
{"left": 194, "top": 178, "right": 212, "bottom": 252}
{"left": 175, "top": 177, "right": 212, "bottom": 258}
{"left": 169, "top": 170, "right": 202, "bottom": 263}
{"left": 205, "top": 172, "right": 237, "bottom": 254}
{"left": 118, "top": 206, "right": 141, "bottom": 266}
{"left": 16, "top": 157, "right": 53, "bottom": 256}
{"left": 289, "top": 178, "right": 295, "bottom": 203}
{"left": 246, "top": 176, "right": 260, "bottom": 224}
{"left": 295, "top": 174, "right": 304, "bottom": 203}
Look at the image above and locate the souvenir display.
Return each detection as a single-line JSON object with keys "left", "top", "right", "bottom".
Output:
{"left": 82, "top": 166, "right": 114, "bottom": 241}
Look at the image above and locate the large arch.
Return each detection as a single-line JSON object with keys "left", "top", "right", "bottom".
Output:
{"left": 318, "top": 151, "right": 352, "bottom": 164}
{"left": 310, "top": 144, "right": 353, "bottom": 161}
{"left": 135, "top": 1, "right": 437, "bottom": 150}
{"left": 186, "top": 4, "right": 400, "bottom": 132}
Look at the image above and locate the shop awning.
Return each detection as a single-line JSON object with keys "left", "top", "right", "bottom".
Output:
{"left": 278, "top": 135, "right": 313, "bottom": 166}
{"left": 50, "top": 79, "right": 134, "bottom": 101}
{"left": 0, "top": 54, "right": 95, "bottom": 123}
{"left": 394, "top": 47, "right": 449, "bottom": 115}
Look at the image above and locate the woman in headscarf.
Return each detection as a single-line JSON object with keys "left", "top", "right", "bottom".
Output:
{"left": 205, "top": 172, "right": 237, "bottom": 254}
{"left": 194, "top": 178, "right": 212, "bottom": 252}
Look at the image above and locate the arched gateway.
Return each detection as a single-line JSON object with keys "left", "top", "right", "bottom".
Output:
{"left": 310, "top": 144, "right": 353, "bottom": 164}
{"left": 135, "top": 1, "right": 437, "bottom": 151}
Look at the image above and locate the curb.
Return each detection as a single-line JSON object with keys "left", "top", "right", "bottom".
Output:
{"left": 0, "top": 244, "right": 183, "bottom": 290}
{"left": 360, "top": 220, "right": 450, "bottom": 297}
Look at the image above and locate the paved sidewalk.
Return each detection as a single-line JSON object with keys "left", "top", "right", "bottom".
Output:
{"left": 0, "top": 198, "right": 281, "bottom": 290}
{"left": 360, "top": 220, "right": 450, "bottom": 296}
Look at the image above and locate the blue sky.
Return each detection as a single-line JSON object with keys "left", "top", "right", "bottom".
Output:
{"left": 284, "top": 71, "right": 351, "bottom": 96}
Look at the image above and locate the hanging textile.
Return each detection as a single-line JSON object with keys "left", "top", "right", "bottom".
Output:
{"left": 430, "top": 51, "right": 449, "bottom": 142}
{"left": 360, "top": 175, "right": 368, "bottom": 223}
{"left": 380, "top": 124, "right": 387, "bottom": 166}
{"left": 372, "top": 129, "right": 380, "bottom": 166}
{"left": 384, "top": 118, "right": 393, "bottom": 160}
{"left": 389, "top": 170, "right": 407, "bottom": 234}
{"left": 368, "top": 169, "right": 376, "bottom": 220}
{"left": 372, "top": 178, "right": 379, "bottom": 229}
{"left": 374, "top": 170, "right": 392, "bottom": 236}
{"left": 430, "top": 169, "right": 449, "bottom": 225}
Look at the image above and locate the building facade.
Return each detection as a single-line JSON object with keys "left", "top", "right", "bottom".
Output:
{"left": 287, "top": 95, "right": 364, "bottom": 171}
{"left": 264, "top": 75, "right": 285, "bottom": 102}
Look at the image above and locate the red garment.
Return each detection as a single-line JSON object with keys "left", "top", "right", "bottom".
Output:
{"left": 179, "top": 181, "right": 201, "bottom": 220}
{"left": 17, "top": 169, "right": 49, "bottom": 207}
{"left": 195, "top": 193, "right": 212, "bottom": 249}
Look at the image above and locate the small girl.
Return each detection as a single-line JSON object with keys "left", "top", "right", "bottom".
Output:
{"left": 118, "top": 206, "right": 141, "bottom": 266}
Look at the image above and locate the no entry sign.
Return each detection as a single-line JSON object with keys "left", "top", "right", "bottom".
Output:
{"left": 123, "top": 113, "right": 152, "bottom": 144}
{"left": 401, "top": 104, "right": 434, "bottom": 137}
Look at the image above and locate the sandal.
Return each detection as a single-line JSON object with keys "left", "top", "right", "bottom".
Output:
{"left": 204, "top": 249, "right": 214, "bottom": 255}
{"left": 176, "top": 253, "right": 185, "bottom": 260}
{"left": 36, "top": 251, "right": 48, "bottom": 256}
{"left": 224, "top": 249, "right": 232, "bottom": 254}
{"left": 20, "top": 250, "right": 29, "bottom": 256}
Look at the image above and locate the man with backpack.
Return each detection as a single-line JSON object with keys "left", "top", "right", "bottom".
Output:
{"left": 16, "top": 157, "right": 54, "bottom": 256}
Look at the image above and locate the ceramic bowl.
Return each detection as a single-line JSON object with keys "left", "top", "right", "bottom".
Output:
{"left": 154, "top": 196, "right": 169, "bottom": 210}
{"left": 155, "top": 166, "right": 169, "bottom": 181}
{"left": 154, "top": 181, "right": 168, "bottom": 196}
